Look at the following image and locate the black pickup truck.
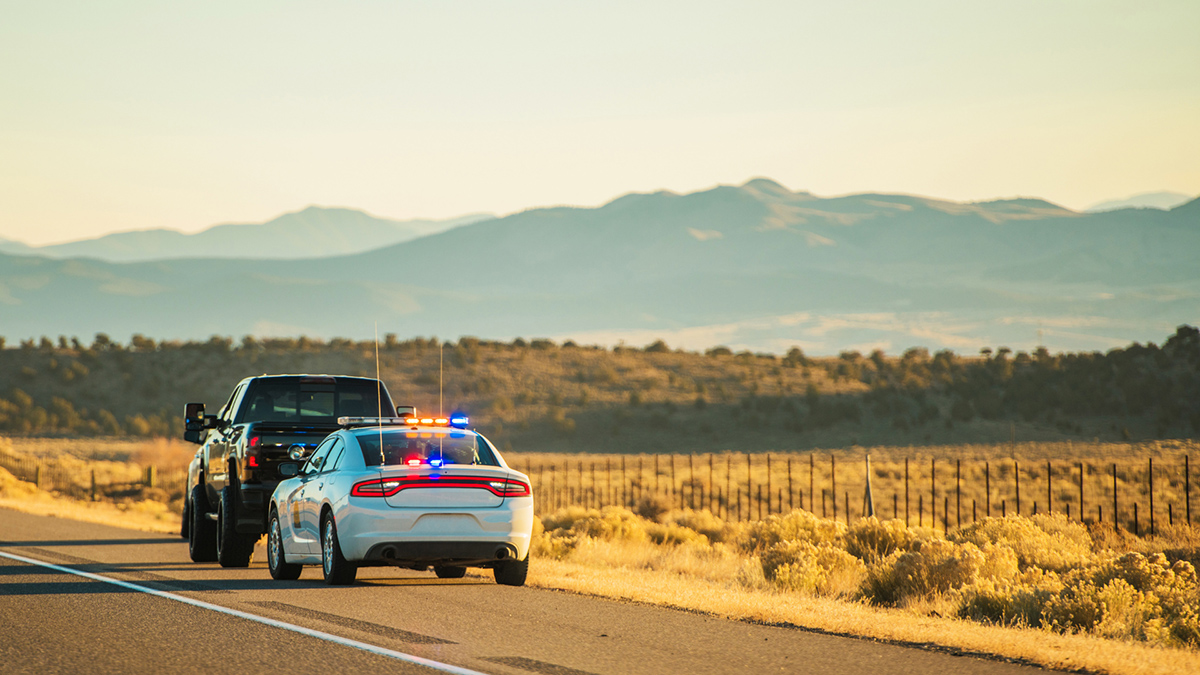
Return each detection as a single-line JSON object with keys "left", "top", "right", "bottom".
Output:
{"left": 182, "top": 374, "right": 399, "bottom": 567}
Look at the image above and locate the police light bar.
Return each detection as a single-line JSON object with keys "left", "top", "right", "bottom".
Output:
{"left": 338, "top": 417, "right": 409, "bottom": 427}
{"left": 401, "top": 416, "right": 470, "bottom": 428}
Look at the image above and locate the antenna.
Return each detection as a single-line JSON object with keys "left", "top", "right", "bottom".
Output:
{"left": 375, "top": 323, "right": 384, "bottom": 465}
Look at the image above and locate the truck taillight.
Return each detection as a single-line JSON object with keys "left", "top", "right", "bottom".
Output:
{"left": 247, "top": 435, "right": 261, "bottom": 468}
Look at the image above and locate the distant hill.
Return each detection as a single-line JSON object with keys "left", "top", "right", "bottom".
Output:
{"left": 0, "top": 207, "right": 493, "bottom": 261}
{"left": 0, "top": 180, "right": 1197, "bottom": 354}
{"left": 1085, "top": 191, "right": 1193, "bottom": 213}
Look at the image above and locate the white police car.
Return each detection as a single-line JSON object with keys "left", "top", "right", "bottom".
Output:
{"left": 266, "top": 414, "right": 534, "bottom": 586}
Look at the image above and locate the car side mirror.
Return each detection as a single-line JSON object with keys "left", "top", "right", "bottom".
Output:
{"left": 278, "top": 463, "right": 299, "bottom": 478}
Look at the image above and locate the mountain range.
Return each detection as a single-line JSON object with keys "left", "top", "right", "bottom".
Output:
{"left": 0, "top": 208, "right": 493, "bottom": 262}
{"left": 0, "top": 179, "right": 1197, "bottom": 355}
{"left": 1084, "top": 191, "right": 1194, "bottom": 213}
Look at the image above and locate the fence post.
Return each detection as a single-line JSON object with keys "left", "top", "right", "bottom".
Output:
{"left": 985, "top": 461, "right": 990, "bottom": 518}
{"left": 844, "top": 491, "right": 850, "bottom": 525}
{"left": 688, "top": 454, "right": 695, "bottom": 510}
{"left": 727, "top": 454, "right": 732, "bottom": 514}
{"left": 766, "top": 454, "right": 772, "bottom": 516}
{"left": 1079, "top": 462, "right": 1085, "bottom": 522}
{"left": 90, "top": 469, "right": 96, "bottom": 501}
{"left": 1134, "top": 502, "right": 1140, "bottom": 536}
{"left": 955, "top": 459, "right": 961, "bottom": 528}
{"left": 35, "top": 465, "right": 42, "bottom": 490}
{"left": 746, "top": 453, "right": 753, "bottom": 517}
{"left": 708, "top": 454, "right": 714, "bottom": 512}
{"left": 1187, "top": 455, "right": 1191, "bottom": 526}
{"left": 1113, "top": 463, "right": 1119, "bottom": 529}
{"left": 930, "top": 458, "right": 936, "bottom": 525}
{"left": 944, "top": 496, "right": 949, "bottom": 532}
{"left": 787, "top": 457, "right": 793, "bottom": 512}
{"left": 1149, "top": 457, "right": 1155, "bottom": 536}
{"left": 919, "top": 494, "right": 923, "bottom": 525}
{"left": 1047, "top": 460, "right": 1052, "bottom": 515}
{"left": 757, "top": 485, "right": 763, "bottom": 520}
{"left": 654, "top": 455, "right": 659, "bottom": 494}
{"left": 831, "top": 454, "right": 837, "bottom": 522}
{"left": 1015, "top": 460, "right": 1021, "bottom": 516}
{"left": 147, "top": 465, "right": 157, "bottom": 489}
{"left": 905, "top": 457, "right": 910, "bottom": 526}
{"left": 621, "top": 456, "right": 627, "bottom": 507}
{"left": 809, "top": 453, "right": 815, "bottom": 512}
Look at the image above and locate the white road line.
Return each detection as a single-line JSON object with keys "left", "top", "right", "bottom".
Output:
{"left": 0, "top": 549, "right": 491, "bottom": 675}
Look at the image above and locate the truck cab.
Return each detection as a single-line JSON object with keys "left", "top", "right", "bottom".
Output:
{"left": 183, "top": 374, "right": 398, "bottom": 567}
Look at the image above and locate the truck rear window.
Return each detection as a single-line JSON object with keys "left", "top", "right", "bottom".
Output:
{"left": 237, "top": 380, "right": 390, "bottom": 424}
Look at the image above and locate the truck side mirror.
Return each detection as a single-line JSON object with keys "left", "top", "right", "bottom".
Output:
{"left": 184, "top": 402, "right": 205, "bottom": 430}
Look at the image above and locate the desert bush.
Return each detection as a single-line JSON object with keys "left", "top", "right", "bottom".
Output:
{"left": 951, "top": 514, "right": 1092, "bottom": 572}
{"left": 957, "top": 568, "right": 1063, "bottom": 627}
{"left": 760, "top": 540, "right": 866, "bottom": 597}
{"left": 739, "top": 509, "right": 846, "bottom": 552}
{"left": 633, "top": 493, "right": 673, "bottom": 520}
{"left": 866, "top": 538, "right": 1015, "bottom": 604}
{"left": 645, "top": 521, "right": 709, "bottom": 546}
{"left": 661, "top": 508, "right": 730, "bottom": 542}
{"left": 844, "top": 517, "right": 915, "bottom": 563}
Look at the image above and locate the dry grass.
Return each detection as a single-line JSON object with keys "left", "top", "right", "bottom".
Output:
{"left": 0, "top": 465, "right": 181, "bottom": 534}
{"left": 525, "top": 558, "right": 1200, "bottom": 675}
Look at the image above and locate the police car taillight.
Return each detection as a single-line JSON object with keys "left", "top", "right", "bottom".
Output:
{"left": 489, "top": 479, "right": 530, "bottom": 497}
{"left": 351, "top": 478, "right": 402, "bottom": 497}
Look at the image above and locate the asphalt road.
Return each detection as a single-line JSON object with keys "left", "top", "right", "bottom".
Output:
{"left": 1, "top": 509, "right": 1053, "bottom": 675}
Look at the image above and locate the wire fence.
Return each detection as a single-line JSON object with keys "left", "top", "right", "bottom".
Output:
{"left": 0, "top": 452, "right": 187, "bottom": 501}
{"left": 514, "top": 452, "right": 1194, "bottom": 535}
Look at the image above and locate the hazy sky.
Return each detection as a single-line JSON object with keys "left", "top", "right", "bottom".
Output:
{"left": 2, "top": 1, "right": 1197, "bottom": 245}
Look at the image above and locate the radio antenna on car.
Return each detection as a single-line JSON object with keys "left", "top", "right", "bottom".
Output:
{"left": 374, "top": 323, "right": 385, "bottom": 466}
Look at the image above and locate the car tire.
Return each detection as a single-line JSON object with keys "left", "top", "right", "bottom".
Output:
{"left": 216, "top": 487, "right": 255, "bottom": 568}
{"left": 188, "top": 486, "right": 217, "bottom": 563}
{"left": 321, "top": 514, "right": 357, "bottom": 585}
{"left": 493, "top": 555, "right": 528, "bottom": 587}
{"left": 267, "top": 509, "right": 302, "bottom": 581}
{"left": 180, "top": 492, "right": 191, "bottom": 539}
{"left": 434, "top": 566, "right": 467, "bottom": 579}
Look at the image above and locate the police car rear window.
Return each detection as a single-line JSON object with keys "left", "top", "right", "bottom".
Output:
{"left": 356, "top": 430, "right": 500, "bottom": 467}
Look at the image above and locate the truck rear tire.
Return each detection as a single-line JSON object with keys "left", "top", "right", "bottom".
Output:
{"left": 180, "top": 493, "right": 191, "bottom": 539}
{"left": 188, "top": 486, "right": 217, "bottom": 563}
{"left": 216, "top": 487, "right": 256, "bottom": 568}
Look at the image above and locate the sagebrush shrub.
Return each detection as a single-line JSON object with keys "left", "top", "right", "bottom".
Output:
{"left": 762, "top": 541, "right": 865, "bottom": 597}
{"left": 844, "top": 517, "right": 915, "bottom": 563}
{"left": 662, "top": 508, "right": 729, "bottom": 542}
{"left": 739, "top": 509, "right": 846, "bottom": 552}
{"left": 951, "top": 514, "right": 1092, "bottom": 572}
